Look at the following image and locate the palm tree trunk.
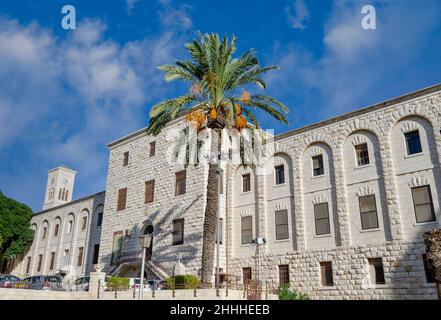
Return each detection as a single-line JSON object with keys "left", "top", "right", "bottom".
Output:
{"left": 200, "top": 128, "right": 221, "bottom": 287}
{"left": 424, "top": 230, "right": 441, "bottom": 300}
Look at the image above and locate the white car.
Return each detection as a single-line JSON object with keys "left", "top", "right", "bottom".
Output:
{"left": 69, "top": 276, "right": 90, "bottom": 292}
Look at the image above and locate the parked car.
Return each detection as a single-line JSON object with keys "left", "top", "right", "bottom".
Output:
{"left": 130, "top": 278, "right": 149, "bottom": 289}
{"left": 69, "top": 276, "right": 90, "bottom": 292}
{"left": 147, "top": 279, "right": 165, "bottom": 290}
{"left": 22, "top": 275, "right": 64, "bottom": 291}
{"left": 0, "top": 274, "right": 22, "bottom": 288}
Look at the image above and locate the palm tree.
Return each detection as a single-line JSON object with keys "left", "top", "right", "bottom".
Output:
{"left": 147, "top": 33, "right": 288, "bottom": 287}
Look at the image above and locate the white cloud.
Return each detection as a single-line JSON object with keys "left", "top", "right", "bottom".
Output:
{"left": 269, "top": 0, "right": 441, "bottom": 120}
{"left": 0, "top": 15, "right": 188, "bottom": 210}
{"left": 158, "top": 1, "right": 193, "bottom": 30}
{"left": 285, "top": 0, "right": 310, "bottom": 30}
{"left": 126, "top": 0, "right": 139, "bottom": 14}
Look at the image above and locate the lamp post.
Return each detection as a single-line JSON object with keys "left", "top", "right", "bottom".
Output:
{"left": 252, "top": 237, "right": 266, "bottom": 286}
{"left": 139, "top": 234, "right": 152, "bottom": 301}
{"left": 215, "top": 149, "right": 222, "bottom": 297}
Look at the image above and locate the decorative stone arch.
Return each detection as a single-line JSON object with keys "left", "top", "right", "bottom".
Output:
{"left": 312, "top": 193, "right": 328, "bottom": 205}
{"left": 389, "top": 103, "right": 434, "bottom": 131}
{"left": 355, "top": 185, "right": 376, "bottom": 197}
{"left": 408, "top": 175, "right": 431, "bottom": 188}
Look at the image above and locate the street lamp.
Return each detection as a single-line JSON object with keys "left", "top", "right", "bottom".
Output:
{"left": 252, "top": 237, "right": 266, "bottom": 286}
{"left": 215, "top": 150, "right": 222, "bottom": 297}
{"left": 139, "top": 234, "right": 152, "bottom": 300}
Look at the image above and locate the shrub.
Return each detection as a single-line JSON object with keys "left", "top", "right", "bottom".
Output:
{"left": 278, "top": 284, "right": 309, "bottom": 300}
{"left": 107, "top": 277, "right": 130, "bottom": 291}
{"left": 165, "top": 275, "right": 200, "bottom": 289}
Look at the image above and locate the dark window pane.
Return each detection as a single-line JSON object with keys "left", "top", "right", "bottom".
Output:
{"left": 320, "top": 262, "right": 333, "bottom": 286}
{"left": 355, "top": 143, "right": 370, "bottom": 166}
{"left": 275, "top": 165, "right": 285, "bottom": 185}
{"left": 279, "top": 265, "right": 290, "bottom": 286}
{"left": 368, "top": 258, "right": 385, "bottom": 284}
{"left": 123, "top": 152, "right": 129, "bottom": 167}
{"left": 172, "top": 219, "right": 184, "bottom": 245}
{"left": 405, "top": 130, "right": 422, "bottom": 155}
{"left": 150, "top": 141, "right": 156, "bottom": 157}
{"left": 312, "top": 155, "right": 324, "bottom": 176}
{"left": 242, "top": 174, "right": 251, "bottom": 192}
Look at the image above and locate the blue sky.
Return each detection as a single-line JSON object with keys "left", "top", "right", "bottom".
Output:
{"left": 0, "top": 0, "right": 440, "bottom": 212}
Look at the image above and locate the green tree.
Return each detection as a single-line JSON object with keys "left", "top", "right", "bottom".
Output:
{"left": 146, "top": 33, "right": 288, "bottom": 286}
{"left": 0, "top": 191, "right": 34, "bottom": 263}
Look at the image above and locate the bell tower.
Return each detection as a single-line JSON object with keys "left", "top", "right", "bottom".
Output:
{"left": 43, "top": 165, "right": 77, "bottom": 210}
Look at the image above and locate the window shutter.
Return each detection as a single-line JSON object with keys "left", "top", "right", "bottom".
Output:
{"left": 412, "top": 186, "right": 435, "bottom": 223}
{"left": 117, "top": 188, "right": 127, "bottom": 211}
{"left": 145, "top": 180, "right": 155, "bottom": 203}
{"left": 241, "top": 216, "right": 252, "bottom": 244}
{"left": 275, "top": 210, "right": 289, "bottom": 240}
{"left": 314, "top": 203, "right": 330, "bottom": 235}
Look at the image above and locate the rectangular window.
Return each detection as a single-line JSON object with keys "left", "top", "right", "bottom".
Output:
{"left": 149, "top": 141, "right": 156, "bottom": 157}
{"left": 93, "top": 244, "right": 100, "bottom": 265}
{"left": 422, "top": 254, "right": 435, "bottom": 283}
{"left": 63, "top": 249, "right": 69, "bottom": 266}
{"left": 117, "top": 188, "right": 127, "bottom": 211}
{"left": 82, "top": 216, "right": 87, "bottom": 230}
{"left": 312, "top": 155, "right": 324, "bottom": 176}
{"left": 77, "top": 247, "right": 84, "bottom": 267}
{"left": 145, "top": 180, "right": 155, "bottom": 204}
{"left": 279, "top": 265, "right": 290, "bottom": 286}
{"left": 241, "top": 216, "right": 253, "bottom": 245}
{"left": 412, "top": 186, "right": 436, "bottom": 223}
{"left": 110, "top": 232, "right": 123, "bottom": 265}
{"left": 37, "top": 254, "right": 43, "bottom": 272}
{"left": 49, "top": 252, "right": 55, "bottom": 271}
{"left": 42, "top": 227, "right": 47, "bottom": 239}
{"left": 355, "top": 143, "right": 370, "bottom": 166}
{"left": 359, "top": 195, "right": 379, "bottom": 230}
{"left": 242, "top": 174, "right": 251, "bottom": 192}
{"left": 405, "top": 130, "right": 422, "bottom": 155}
{"left": 97, "top": 212, "right": 103, "bottom": 227}
{"left": 314, "top": 203, "right": 330, "bottom": 235}
{"left": 275, "top": 165, "right": 285, "bottom": 185}
{"left": 26, "top": 257, "right": 31, "bottom": 274}
{"left": 243, "top": 267, "right": 252, "bottom": 285}
{"left": 368, "top": 258, "right": 385, "bottom": 285}
{"left": 175, "top": 171, "right": 187, "bottom": 196}
{"left": 123, "top": 151, "right": 129, "bottom": 167}
{"left": 54, "top": 224, "right": 59, "bottom": 237}
{"left": 219, "top": 170, "right": 224, "bottom": 195}
{"left": 172, "top": 219, "right": 184, "bottom": 245}
{"left": 216, "top": 218, "right": 223, "bottom": 245}
{"left": 275, "top": 210, "right": 289, "bottom": 240}
{"left": 320, "top": 262, "right": 334, "bottom": 286}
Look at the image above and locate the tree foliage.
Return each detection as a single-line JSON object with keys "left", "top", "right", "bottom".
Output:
{"left": 278, "top": 284, "right": 309, "bottom": 300}
{"left": 0, "top": 191, "right": 34, "bottom": 261}
{"left": 146, "top": 32, "right": 288, "bottom": 135}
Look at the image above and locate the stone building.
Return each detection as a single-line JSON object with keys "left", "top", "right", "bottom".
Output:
{"left": 8, "top": 83, "right": 441, "bottom": 299}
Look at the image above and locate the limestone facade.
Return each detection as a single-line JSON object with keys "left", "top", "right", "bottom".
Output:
{"left": 10, "top": 84, "right": 441, "bottom": 299}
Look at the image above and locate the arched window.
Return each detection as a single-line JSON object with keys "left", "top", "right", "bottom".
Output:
{"left": 58, "top": 189, "right": 62, "bottom": 200}
{"left": 64, "top": 190, "right": 69, "bottom": 201}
